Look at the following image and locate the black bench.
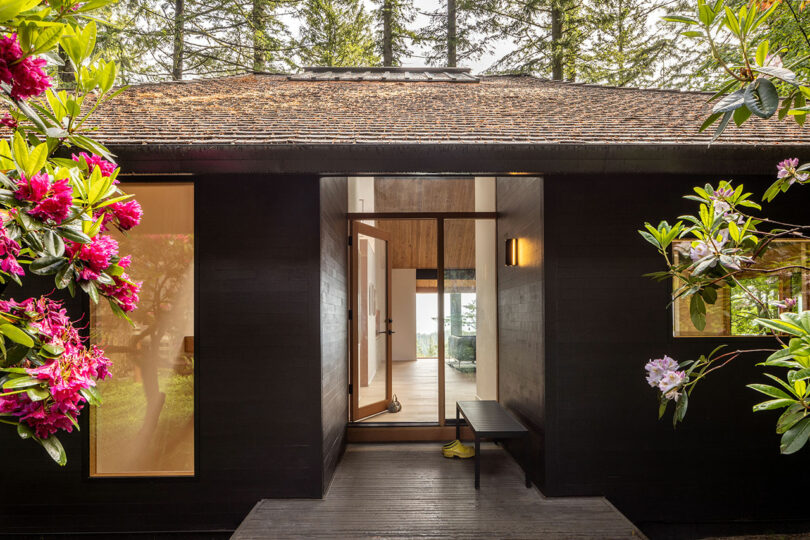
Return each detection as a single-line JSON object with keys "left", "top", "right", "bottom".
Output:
{"left": 455, "top": 400, "right": 531, "bottom": 489}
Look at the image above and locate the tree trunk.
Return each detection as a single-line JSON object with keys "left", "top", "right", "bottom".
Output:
{"left": 550, "top": 3, "right": 563, "bottom": 80}
{"left": 447, "top": 0, "right": 457, "bottom": 68}
{"left": 57, "top": 48, "right": 75, "bottom": 86}
{"left": 450, "top": 293, "right": 462, "bottom": 337}
{"left": 252, "top": 0, "right": 265, "bottom": 72}
{"left": 172, "top": 0, "right": 184, "bottom": 80}
{"left": 383, "top": 0, "right": 393, "bottom": 66}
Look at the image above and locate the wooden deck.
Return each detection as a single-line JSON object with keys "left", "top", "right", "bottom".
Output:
{"left": 233, "top": 443, "right": 644, "bottom": 539}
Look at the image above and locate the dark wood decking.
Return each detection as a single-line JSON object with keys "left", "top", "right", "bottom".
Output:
{"left": 233, "top": 443, "right": 644, "bottom": 539}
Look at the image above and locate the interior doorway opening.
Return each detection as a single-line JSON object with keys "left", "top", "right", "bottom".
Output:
{"left": 348, "top": 176, "right": 498, "bottom": 427}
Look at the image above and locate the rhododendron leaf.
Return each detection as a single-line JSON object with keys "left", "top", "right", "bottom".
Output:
{"left": 25, "top": 386, "right": 48, "bottom": 402}
{"left": 755, "top": 318, "right": 804, "bottom": 336}
{"left": 95, "top": 193, "right": 134, "bottom": 210}
{"left": 55, "top": 263, "right": 74, "bottom": 289}
{"left": 745, "top": 79, "right": 779, "bottom": 119}
{"left": 16, "top": 422, "right": 32, "bottom": 439}
{"left": 0, "top": 0, "right": 39, "bottom": 23}
{"left": 80, "top": 385, "right": 101, "bottom": 406}
{"left": 3, "top": 375, "right": 39, "bottom": 389}
{"left": 658, "top": 397, "right": 669, "bottom": 419}
{"left": 57, "top": 225, "right": 91, "bottom": 244}
{"left": 0, "top": 141, "right": 13, "bottom": 172}
{"left": 36, "top": 434, "right": 66, "bottom": 466}
{"left": 0, "top": 325, "right": 33, "bottom": 348}
{"left": 41, "top": 343, "right": 63, "bottom": 357}
{"left": 43, "top": 230, "right": 64, "bottom": 258}
{"left": 747, "top": 383, "right": 793, "bottom": 400}
{"left": 777, "top": 404, "right": 807, "bottom": 434}
{"left": 781, "top": 418, "right": 810, "bottom": 454}
{"left": 30, "top": 256, "right": 66, "bottom": 276}
{"left": 753, "top": 398, "right": 795, "bottom": 412}
{"left": 80, "top": 280, "right": 98, "bottom": 304}
{"left": 673, "top": 392, "right": 688, "bottom": 426}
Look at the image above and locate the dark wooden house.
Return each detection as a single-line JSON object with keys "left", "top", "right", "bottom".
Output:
{"left": 3, "top": 67, "right": 810, "bottom": 538}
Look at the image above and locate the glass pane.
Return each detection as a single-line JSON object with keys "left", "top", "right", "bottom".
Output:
{"left": 357, "top": 233, "right": 389, "bottom": 409}
{"left": 90, "top": 183, "right": 194, "bottom": 477}
{"left": 360, "top": 219, "right": 438, "bottom": 422}
{"left": 672, "top": 240, "right": 810, "bottom": 337}
{"left": 444, "top": 219, "right": 497, "bottom": 420}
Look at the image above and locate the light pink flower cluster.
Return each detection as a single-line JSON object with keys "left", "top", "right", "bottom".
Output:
{"left": 71, "top": 153, "right": 118, "bottom": 179}
{"left": 645, "top": 355, "right": 687, "bottom": 401}
{"left": 0, "top": 220, "right": 22, "bottom": 276}
{"left": 0, "top": 33, "right": 51, "bottom": 100}
{"left": 99, "top": 256, "right": 141, "bottom": 312}
{"left": 777, "top": 158, "right": 809, "bottom": 184}
{"left": 0, "top": 297, "right": 111, "bottom": 439}
{"left": 15, "top": 172, "right": 74, "bottom": 224}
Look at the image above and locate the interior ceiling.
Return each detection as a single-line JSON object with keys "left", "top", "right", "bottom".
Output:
{"left": 374, "top": 178, "right": 475, "bottom": 213}
{"left": 376, "top": 219, "right": 475, "bottom": 270}
{"left": 373, "top": 178, "right": 477, "bottom": 270}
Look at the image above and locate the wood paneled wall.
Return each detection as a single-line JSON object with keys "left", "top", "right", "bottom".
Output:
{"left": 320, "top": 177, "right": 348, "bottom": 494}
{"left": 496, "top": 176, "right": 546, "bottom": 488}
{"left": 0, "top": 174, "right": 327, "bottom": 535}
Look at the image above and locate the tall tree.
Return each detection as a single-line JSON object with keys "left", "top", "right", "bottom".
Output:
{"left": 419, "top": 0, "right": 495, "bottom": 67}
{"left": 579, "top": 0, "right": 669, "bottom": 87}
{"left": 95, "top": 0, "right": 295, "bottom": 82}
{"left": 375, "top": 0, "right": 416, "bottom": 66}
{"left": 485, "top": 0, "right": 585, "bottom": 81}
{"left": 296, "top": 0, "right": 379, "bottom": 67}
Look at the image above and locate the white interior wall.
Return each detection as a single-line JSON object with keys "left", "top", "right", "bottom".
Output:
{"left": 392, "top": 269, "right": 417, "bottom": 361}
{"left": 475, "top": 177, "right": 498, "bottom": 400}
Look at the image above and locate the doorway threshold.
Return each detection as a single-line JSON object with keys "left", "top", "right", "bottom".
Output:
{"left": 347, "top": 423, "right": 474, "bottom": 443}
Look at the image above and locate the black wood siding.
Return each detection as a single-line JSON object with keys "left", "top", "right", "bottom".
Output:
{"left": 0, "top": 174, "right": 325, "bottom": 535}
{"left": 496, "top": 176, "right": 546, "bottom": 488}
{"left": 319, "top": 177, "right": 348, "bottom": 493}
{"left": 539, "top": 173, "right": 810, "bottom": 535}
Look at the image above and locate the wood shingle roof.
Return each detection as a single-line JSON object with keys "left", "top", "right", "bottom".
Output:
{"left": 89, "top": 73, "right": 810, "bottom": 147}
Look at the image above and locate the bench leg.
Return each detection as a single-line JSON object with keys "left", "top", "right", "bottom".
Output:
{"left": 474, "top": 436, "right": 480, "bottom": 490}
{"left": 524, "top": 436, "right": 531, "bottom": 488}
{"left": 456, "top": 404, "right": 460, "bottom": 441}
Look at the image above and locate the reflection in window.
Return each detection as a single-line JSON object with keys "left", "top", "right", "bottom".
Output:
{"left": 672, "top": 240, "right": 809, "bottom": 337}
{"left": 90, "top": 183, "right": 194, "bottom": 477}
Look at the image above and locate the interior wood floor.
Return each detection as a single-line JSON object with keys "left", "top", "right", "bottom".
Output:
{"left": 233, "top": 443, "right": 644, "bottom": 539}
{"left": 358, "top": 358, "right": 477, "bottom": 422}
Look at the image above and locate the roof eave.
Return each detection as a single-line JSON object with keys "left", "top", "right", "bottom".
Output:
{"left": 106, "top": 142, "right": 810, "bottom": 177}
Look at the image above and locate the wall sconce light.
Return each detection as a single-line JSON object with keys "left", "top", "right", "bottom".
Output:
{"left": 505, "top": 237, "right": 518, "bottom": 267}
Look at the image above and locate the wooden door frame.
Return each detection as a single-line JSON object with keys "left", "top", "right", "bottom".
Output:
{"left": 350, "top": 221, "right": 393, "bottom": 421}
{"left": 348, "top": 213, "right": 499, "bottom": 435}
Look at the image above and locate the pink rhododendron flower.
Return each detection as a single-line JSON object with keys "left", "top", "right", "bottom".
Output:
{"left": 71, "top": 152, "right": 118, "bottom": 178}
{"left": 15, "top": 173, "right": 74, "bottom": 224}
{"left": 0, "top": 297, "right": 111, "bottom": 439}
{"left": 66, "top": 234, "right": 119, "bottom": 275}
{"left": 0, "top": 34, "right": 51, "bottom": 100}
{"left": 658, "top": 370, "right": 687, "bottom": 394}
{"left": 645, "top": 356, "right": 679, "bottom": 387}
{"left": 100, "top": 273, "right": 141, "bottom": 312}
{"left": 110, "top": 200, "right": 142, "bottom": 230}
{"left": 0, "top": 113, "right": 17, "bottom": 129}
{"left": 0, "top": 222, "right": 22, "bottom": 276}
{"left": 777, "top": 158, "right": 809, "bottom": 184}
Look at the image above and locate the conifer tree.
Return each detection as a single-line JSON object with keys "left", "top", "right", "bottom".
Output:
{"left": 297, "top": 0, "right": 379, "bottom": 66}
{"left": 375, "top": 0, "right": 416, "bottom": 66}
{"left": 579, "top": 0, "right": 668, "bottom": 87}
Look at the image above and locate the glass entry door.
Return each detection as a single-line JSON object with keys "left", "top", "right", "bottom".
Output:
{"left": 351, "top": 221, "right": 393, "bottom": 420}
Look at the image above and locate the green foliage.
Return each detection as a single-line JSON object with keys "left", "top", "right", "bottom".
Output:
{"left": 665, "top": 0, "right": 810, "bottom": 139}
{"left": 296, "top": 0, "right": 380, "bottom": 67}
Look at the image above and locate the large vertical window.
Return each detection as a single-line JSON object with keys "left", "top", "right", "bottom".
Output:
{"left": 90, "top": 183, "right": 194, "bottom": 477}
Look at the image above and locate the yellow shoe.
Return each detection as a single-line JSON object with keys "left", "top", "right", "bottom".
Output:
{"left": 442, "top": 443, "right": 475, "bottom": 459}
{"left": 443, "top": 439, "right": 461, "bottom": 449}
